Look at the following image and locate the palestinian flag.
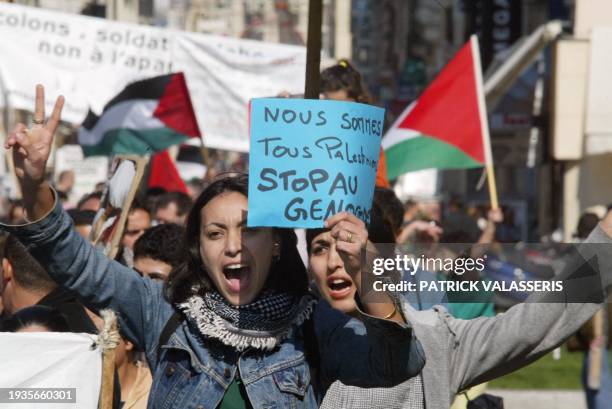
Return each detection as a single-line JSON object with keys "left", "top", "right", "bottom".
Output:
{"left": 78, "top": 73, "right": 200, "bottom": 156}
{"left": 148, "top": 150, "right": 189, "bottom": 194}
{"left": 383, "top": 36, "right": 492, "bottom": 180}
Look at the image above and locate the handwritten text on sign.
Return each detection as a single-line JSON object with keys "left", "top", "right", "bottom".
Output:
{"left": 248, "top": 98, "right": 384, "bottom": 228}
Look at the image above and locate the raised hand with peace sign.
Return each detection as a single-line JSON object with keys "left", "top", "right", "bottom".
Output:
{"left": 4, "top": 85, "right": 64, "bottom": 220}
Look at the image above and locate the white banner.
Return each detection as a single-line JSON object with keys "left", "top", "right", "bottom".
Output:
{"left": 0, "top": 3, "right": 306, "bottom": 152}
{"left": 585, "top": 27, "right": 612, "bottom": 155}
{"left": 0, "top": 332, "right": 102, "bottom": 409}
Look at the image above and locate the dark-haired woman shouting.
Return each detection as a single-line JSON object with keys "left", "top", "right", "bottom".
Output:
{"left": 2, "top": 85, "right": 425, "bottom": 408}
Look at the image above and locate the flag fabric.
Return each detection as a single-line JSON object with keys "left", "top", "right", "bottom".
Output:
{"left": 375, "top": 147, "right": 390, "bottom": 188}
{"left": 383, "top": 37, "right": 491, "bottom": 180}
{"left": 78, "top": 73, "right": 200, "bottom": 156}
{"left": 148, "top": 150, "right": 189, "bottom": 194}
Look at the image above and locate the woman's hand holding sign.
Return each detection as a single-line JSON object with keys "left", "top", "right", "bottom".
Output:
{"left": 325, "top": 212, "right": 403, "bottom": 322}
{"left": 4, "top": 85, "right": 64, "bottom": 220}
{"left": 325, "top": 211, "right": 368, "bottom": 278}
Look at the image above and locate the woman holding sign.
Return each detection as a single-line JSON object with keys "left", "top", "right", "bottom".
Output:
{"left": 2, "top": 86, "right": 425, "bottom": 408}
{"left": 306, "top": 198, "right": 612, "bottom": 408}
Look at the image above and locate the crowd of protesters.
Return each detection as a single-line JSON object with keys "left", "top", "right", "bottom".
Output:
{"left": 0, "top": 63, "right": 611, "bottom": 409}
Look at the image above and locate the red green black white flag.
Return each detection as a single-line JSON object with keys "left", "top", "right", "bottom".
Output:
{"left": 78, "top": 73, "right": 200, "bottom": 156}
{"left": 383, "top": 36, "right": 493, "bottom": 180}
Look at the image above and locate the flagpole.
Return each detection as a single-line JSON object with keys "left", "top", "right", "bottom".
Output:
{"left": 470, "top": 35, "right": 499, "bottom": 210}
{"left": 198, "top": 137, "right": 212, "bottom": 177}
{"left": 304, "top": 0, "right": 322, "bottom": 99}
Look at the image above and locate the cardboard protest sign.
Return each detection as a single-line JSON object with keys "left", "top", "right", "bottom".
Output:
{"left": 248, "top": 98, "right": 384, "bottom": 228}
{"left": 0, "top": 332, "right": 101, "bottom": 409}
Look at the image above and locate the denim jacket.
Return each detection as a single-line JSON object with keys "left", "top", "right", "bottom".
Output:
{"left": 4, "top": 195, "right": 425, "bottom": 409}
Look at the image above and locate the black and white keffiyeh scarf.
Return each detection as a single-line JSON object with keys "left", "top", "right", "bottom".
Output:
{"left": 178, "top": 290, "right": 317, "bottom": 351}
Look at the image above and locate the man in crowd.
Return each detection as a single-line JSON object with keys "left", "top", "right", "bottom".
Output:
{"left": 133, "top": 223, "right": 185, "bottom": 281}
{"left": 67, "top": 209, "right": 97, "bottom": 239}
{"left": 55, "top": 169, "right": 75, "bottom": 198}
{"left": 1, "top": 233, "right": 97, "bottom": 334}
{"left": 154, "top": 191, "right": 192, "bottom": 225}
{"left": 122, "top": 200, "right": 152, "bottom": 250}
{"left": 77, "top": 191, "right": 103, "bottom": 212}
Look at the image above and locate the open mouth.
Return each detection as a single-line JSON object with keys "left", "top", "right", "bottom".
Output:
{"left": 223, "top": 264, "right": 250, "bottom": 293}
{"left": 327, "top": 277, "right": 353, "bottom": 299}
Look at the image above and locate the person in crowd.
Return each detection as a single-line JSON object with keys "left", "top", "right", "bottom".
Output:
{"left": 397, "top": 217, "right": 443, "bottom": 247}
{"left": 1, "top": 86, "right": 425, "bottom": 408}
{"left": 2, "top": 305, "right": 70, "bottom": 332}
{"left": 186, "top": 178, "right": 205, "bottom": 199}
{"left": 576, "top": 212, "right": 601, "bottom": 243}
{"left": 122, "top": 200, "right": 152, "bottom": 250}
{"left": 307, "top": 192, "right": 407, "bottom": 319}
{"left": 115, "top": 329, "right": 153, "bottom": 409}
{"left": 371, "top": 189, "right": 447, "bottom": 311}
{"left": 0, "top": 197, "right": 9, "bottom": 222}
{"left": 495, "top": 205, "right": 521, "bottom": 243}
{"left": 67, "top": 209, "right": 96, "bottom": 239}
{"left": 57, "top": 190, "right": 69, "bottom": 206}
{"left": 133, "top": 223, "right": 185, "bottom": 281}
{"left": 144, "top": 187, "right": 167, "bottom": 214}
{"left": 570, "top": 211, "right": 612, "bottom": 409}
{"left": 435, "top": 210, "right": 501, "bottom": 409}
{"left": 419, "top": 199, "right": 442, "bottom": 224}
{"left": 306, "top": 198, "right": 612, "bottom": 408}
{"left": 1, "top": 234, "right": 98, "bottom": 334}
{"left": 371, "top": 187, "right": 405, "bottom": 238}
{"left": 7, "top": 199, "right": 26, "bottom": 225}
{"left": 55, "top": 169, "right": 75, "bottom": 197}
{"left": 154, "top": 191, "right": 192, "bottom": 225}
{"left": 402, "top": 199, "right": 419, "bottom": 224}
{"left": 320, "top": 59, "right": 390, "bottom": 188}
{"left": 77, "top": 191, "right": 103, "bottom": 212}
{"left": 442, "top": 199, "right": 482, "bottom": 245}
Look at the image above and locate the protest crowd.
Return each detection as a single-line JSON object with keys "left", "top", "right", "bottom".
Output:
{"left": 1, "top": 2, "right": 612, "bottom": 409}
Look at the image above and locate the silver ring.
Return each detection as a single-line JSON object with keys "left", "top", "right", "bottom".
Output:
{"left": 32, "top": 118, "right": 44, "bottom": 125}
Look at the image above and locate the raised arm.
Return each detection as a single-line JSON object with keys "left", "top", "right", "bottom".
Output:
{"left": 446, "top": 221, "right": 612, "bottom": 393}
{"left": 2, "top": 85, "right": 171, "bottom": 354}
{"left": 4, "top": 85, "right": 60, "bottom": 219}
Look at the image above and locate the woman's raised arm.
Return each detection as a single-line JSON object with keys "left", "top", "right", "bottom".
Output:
{"left": 4, "top": 85, "right": 61, "bottom": 220}
{"left": 2, "top": 85, "right": 172, "bottom": 359}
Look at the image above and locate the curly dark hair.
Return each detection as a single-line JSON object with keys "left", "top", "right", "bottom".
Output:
{"left": 134, "top": 223, "right": 186, "bottom": 269}
{"left": 164, "top": 174, "right": 309, "bottom": 305}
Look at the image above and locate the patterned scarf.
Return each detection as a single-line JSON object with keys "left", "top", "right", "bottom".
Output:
{"left": 178, "top": 290, "right": 317, "bottom": 351}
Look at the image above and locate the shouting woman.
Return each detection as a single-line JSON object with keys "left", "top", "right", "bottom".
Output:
{"left": 2, "top": 86, "right": 425, "bottom": 408}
